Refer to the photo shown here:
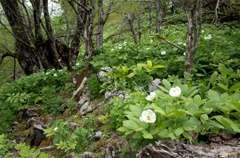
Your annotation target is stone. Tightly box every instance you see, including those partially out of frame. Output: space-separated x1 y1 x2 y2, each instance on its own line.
92 131 103 141
105 91 128 102
97 66 112 81
82 152 94 158
148 78 161 92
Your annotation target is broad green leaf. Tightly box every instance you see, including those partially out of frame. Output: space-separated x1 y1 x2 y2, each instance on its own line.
217 83 229 91
210 71 218 86
185 86 198 98
127 72 136 78
229 83 240 92
133 132 142 139
193 95 206 106
142 131 153 139
182 132 192 140
146 60 152 68
182 117 201 131
145 103 165 115
218 64 228 78
200 114 209 122
118 127 129 132
213 116 240 133
207 90 219 99
162 79 171 90
158 129 169 138
174 127 184 136
122 120 139 130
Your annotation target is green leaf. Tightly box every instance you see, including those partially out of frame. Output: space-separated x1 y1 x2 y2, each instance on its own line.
142 131 153 139
229 83 240 92
182 132 192 140
182 117 201 131
158 129 169 138
122 120 140 130
174 127 184 136
118 127 129 132
162 79 171 90
133 132 142 139
146 60 152 68
213 116 240 133
218 64 228 78
145 103 165 115
210 71 218 86
185 86 198 98
217 83 229 91
207 90 219 99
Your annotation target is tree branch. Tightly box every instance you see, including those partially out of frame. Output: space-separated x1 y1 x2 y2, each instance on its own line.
0 51 15 67
150 35 185 51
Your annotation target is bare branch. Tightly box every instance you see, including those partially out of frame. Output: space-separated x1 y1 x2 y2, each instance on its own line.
150 35 185 51
0 51 15 67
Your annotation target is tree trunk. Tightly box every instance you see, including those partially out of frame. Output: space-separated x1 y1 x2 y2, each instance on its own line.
184 0 202 77
127 13 138 44
0 0 84 75
155 0 162 33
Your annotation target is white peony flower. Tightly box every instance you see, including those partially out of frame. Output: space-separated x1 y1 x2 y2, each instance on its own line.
146 92 157 101
139 109 156 123
183 52 186 55
161 51 166 55
76 62 80 66
173 47 178 51
53 73 57 77
204 34 212 40
169 86 181 97
54 127 58 131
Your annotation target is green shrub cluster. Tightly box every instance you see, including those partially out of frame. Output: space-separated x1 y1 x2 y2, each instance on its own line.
0 68 71 134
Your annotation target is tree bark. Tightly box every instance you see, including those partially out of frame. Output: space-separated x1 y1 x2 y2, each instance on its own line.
126 12 138 44
155 0 162 33
184 0 202 77
0 0 85 74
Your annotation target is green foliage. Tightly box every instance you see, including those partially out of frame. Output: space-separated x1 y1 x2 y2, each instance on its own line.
117 75 240 143
0 68 71 134
14 142 53 158
105 91 149 130
44 119 94 154
87 74 102 97
100 60 165 92
0 134 13 157
0 134 52 158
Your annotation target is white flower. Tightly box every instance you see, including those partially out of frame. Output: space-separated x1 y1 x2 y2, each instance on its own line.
53 73 57 77
118 46 122 49
161 51 166 55
46 72 50 75
173 47 178 51
139 109 156 123
150 40 153 43
183 52 186 55
201 30 205 33
183 43 186 46
76 62 80 66
146 48 150 50
54 127 58 131
169 86 181 97
204 34 212 40
123 41 127 45
146 92 157 101
111 48 114 51
178 42 183 45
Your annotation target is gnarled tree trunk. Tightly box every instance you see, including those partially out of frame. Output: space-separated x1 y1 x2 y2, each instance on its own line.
0 0 84 75
184 0 202 77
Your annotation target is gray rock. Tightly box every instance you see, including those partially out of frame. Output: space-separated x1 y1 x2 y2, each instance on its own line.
97 66 112 81
148 78 161 92
105 91 128 102
92 131 103 141
82 152 94 158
